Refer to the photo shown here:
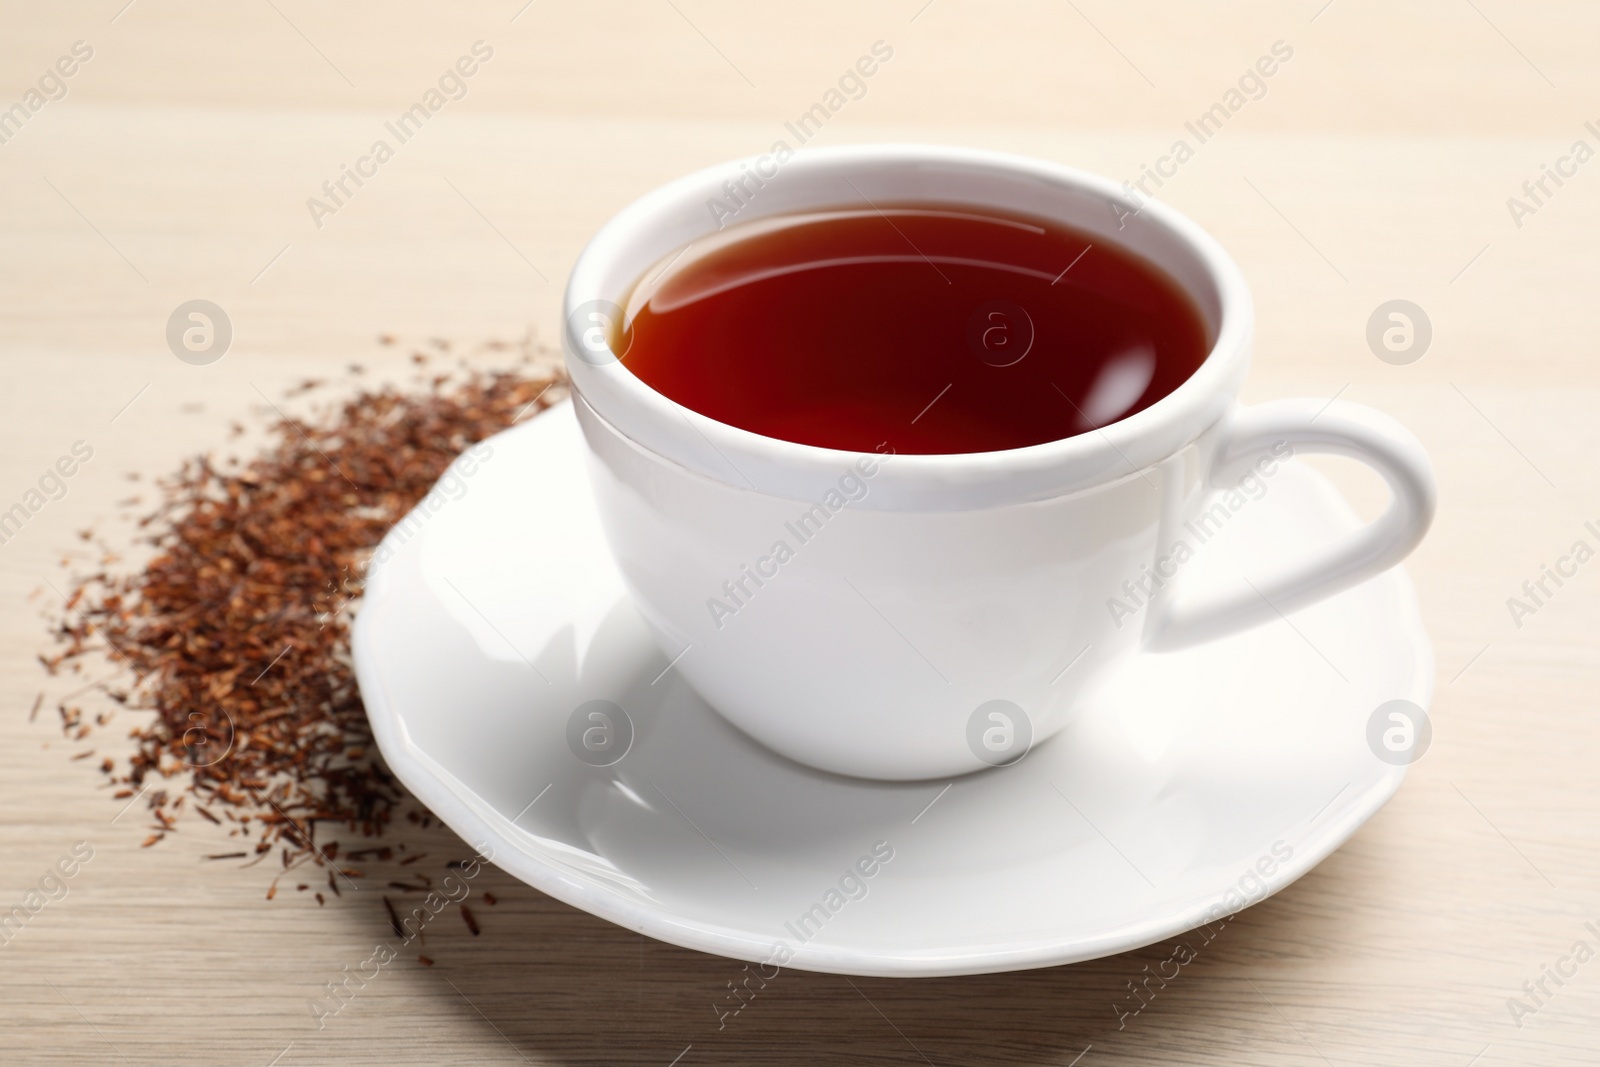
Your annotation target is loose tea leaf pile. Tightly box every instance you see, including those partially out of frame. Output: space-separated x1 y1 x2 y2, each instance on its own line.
43 345 566 890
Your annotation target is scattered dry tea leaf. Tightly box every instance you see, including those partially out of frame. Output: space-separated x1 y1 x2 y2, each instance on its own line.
46 347 567 903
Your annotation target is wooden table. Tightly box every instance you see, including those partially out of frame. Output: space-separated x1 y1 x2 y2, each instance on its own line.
3 2 1596 1063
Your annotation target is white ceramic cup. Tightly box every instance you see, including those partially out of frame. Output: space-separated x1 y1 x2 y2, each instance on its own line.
563 144 1436 781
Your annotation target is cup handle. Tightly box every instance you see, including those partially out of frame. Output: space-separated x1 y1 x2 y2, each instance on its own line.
1147 398 1436 651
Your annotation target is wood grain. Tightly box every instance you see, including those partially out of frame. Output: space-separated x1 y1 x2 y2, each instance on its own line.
2 2 1597 1064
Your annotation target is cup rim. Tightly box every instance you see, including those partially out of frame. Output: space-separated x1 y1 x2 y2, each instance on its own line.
563 143 1253 511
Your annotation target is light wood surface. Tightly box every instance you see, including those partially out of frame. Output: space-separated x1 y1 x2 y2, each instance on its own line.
4 2 1598 1064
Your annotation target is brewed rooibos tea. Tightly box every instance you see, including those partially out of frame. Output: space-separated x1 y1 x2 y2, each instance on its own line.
617 205 1209 454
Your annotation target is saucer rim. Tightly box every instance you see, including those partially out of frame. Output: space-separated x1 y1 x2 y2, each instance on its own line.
352 412 1433 978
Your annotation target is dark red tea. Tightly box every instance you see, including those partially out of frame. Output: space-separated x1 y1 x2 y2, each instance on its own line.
617 205 1210 454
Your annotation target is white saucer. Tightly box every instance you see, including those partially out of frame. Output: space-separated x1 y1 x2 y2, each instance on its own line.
352 401 1432 978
